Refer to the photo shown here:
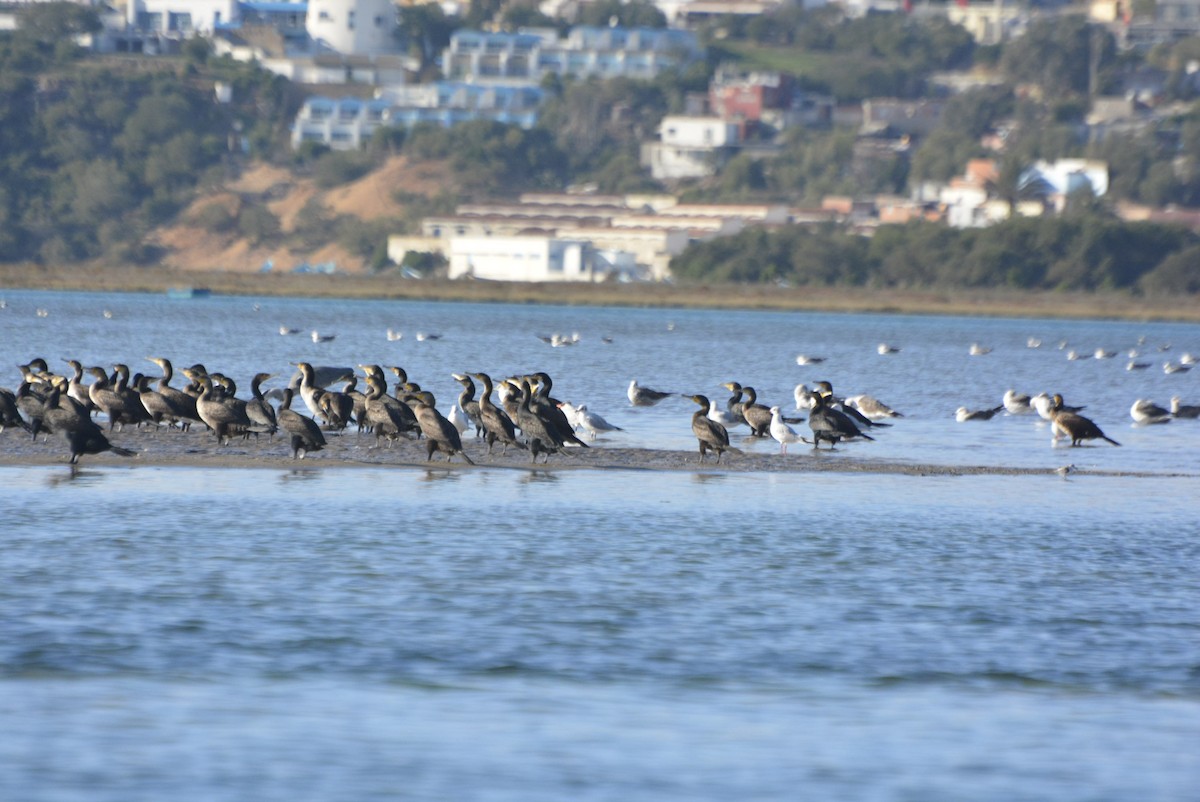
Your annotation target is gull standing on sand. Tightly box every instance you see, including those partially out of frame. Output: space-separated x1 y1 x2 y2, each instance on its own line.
769 406 803 454
573 404 623 440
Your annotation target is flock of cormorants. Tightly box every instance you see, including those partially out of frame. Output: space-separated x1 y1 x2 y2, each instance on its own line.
2 349 1196 467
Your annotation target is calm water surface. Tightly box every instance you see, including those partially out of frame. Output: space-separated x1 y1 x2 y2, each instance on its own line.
2 290 1199 800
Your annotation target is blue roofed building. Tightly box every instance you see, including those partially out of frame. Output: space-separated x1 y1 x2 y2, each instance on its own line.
292 83 546 149
442 26 701 84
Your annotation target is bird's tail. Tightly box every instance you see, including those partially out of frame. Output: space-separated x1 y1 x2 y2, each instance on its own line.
859 432 876 442
110 446 136 458
1103 436 1121 446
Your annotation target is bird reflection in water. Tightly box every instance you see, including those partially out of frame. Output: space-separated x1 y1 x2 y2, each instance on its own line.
420 469 462 484
279 468 321 486
520 470 559 485
46 465 102 488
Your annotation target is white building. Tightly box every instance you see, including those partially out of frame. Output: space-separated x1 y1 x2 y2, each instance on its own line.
306 0 396 56
1021 159 1109 202
126 0 240 35
441 26 701 85
448 235 609 282
642 116 741 180
291 83 545 150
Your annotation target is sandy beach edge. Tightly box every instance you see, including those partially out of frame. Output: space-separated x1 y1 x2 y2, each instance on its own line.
0 435 1186 480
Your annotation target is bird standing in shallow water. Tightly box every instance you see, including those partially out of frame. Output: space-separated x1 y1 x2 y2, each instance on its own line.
1050 395 1120 447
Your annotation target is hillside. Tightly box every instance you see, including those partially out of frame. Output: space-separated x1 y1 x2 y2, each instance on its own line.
150 155 455 274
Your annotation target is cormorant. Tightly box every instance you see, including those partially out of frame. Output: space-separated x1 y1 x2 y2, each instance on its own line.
0 386 30 433
41 384 135 464
814 381 891 428
146 357 202 429
512 378 567 463
1050 395 1120 447
808 391 875 449
737 385 773 437
471 372 525 456
451 373 484 437
277 388 326 459
85 366 139 431
62 359 96 413
245 373 278 436
530 372 588 448
186 371 257 445
361 375 417 445
688 394 738 464
408 390 474 464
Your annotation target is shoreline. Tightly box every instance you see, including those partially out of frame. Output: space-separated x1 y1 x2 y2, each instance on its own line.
3 265 1200 322
0 429 1188 479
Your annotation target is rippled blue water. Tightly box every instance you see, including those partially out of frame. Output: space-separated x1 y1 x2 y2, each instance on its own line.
2 290 1199 800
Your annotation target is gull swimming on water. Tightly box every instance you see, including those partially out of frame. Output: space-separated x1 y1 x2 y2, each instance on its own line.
628 379 673 406
708 398 742 429
1163 361 1191 374
956 405 1004 422
1170 396 1200 418
969 343 992 356
1003 389 1032 415
311 330 335 343
1130 399 1172 425
877 343 900 355
795 354 826 366
386 328 403 341
793 384 818 411
845 394 902 419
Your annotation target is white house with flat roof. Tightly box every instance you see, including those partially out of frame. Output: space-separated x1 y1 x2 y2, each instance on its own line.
642 115 742 180
448 235 608 282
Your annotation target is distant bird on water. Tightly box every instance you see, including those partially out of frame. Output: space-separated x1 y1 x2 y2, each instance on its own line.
1170 396 1200 419
1130 399 1171 425
956 405 1004 422
311 330 335 343
628 380 673 407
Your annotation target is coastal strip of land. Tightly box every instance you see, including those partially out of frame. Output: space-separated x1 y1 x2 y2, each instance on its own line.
2 265 1199 322
0 429 1188 479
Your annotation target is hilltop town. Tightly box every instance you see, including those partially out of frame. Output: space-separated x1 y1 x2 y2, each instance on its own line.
2 0 1200 299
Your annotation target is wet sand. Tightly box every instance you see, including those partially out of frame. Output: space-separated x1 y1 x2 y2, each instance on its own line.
1 426 1185 479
